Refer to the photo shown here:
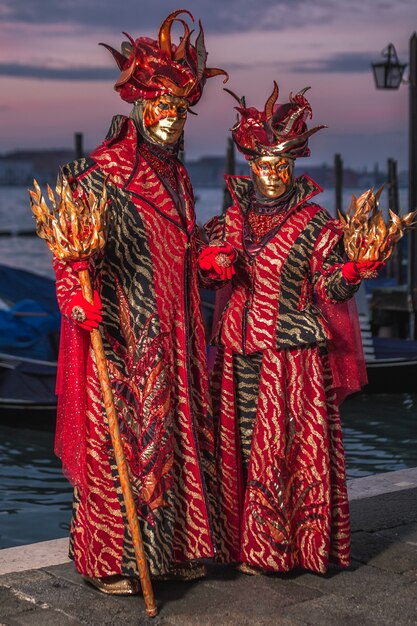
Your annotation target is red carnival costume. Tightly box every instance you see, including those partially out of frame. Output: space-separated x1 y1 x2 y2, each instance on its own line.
53 10 227 587
202 83 370 574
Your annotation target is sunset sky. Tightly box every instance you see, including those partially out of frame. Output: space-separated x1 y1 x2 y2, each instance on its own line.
0 0 415 170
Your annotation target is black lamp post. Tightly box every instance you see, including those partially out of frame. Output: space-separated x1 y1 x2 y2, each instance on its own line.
371 33 417 338
371 43 407 90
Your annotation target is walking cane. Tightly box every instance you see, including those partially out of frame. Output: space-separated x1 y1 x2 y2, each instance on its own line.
29 177 158 618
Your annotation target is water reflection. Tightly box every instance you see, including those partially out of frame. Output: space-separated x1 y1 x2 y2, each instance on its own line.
0 425 72 549
0 393 416 549
341 393 417 478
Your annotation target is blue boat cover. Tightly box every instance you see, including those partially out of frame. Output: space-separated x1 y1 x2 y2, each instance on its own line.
0 264 60 361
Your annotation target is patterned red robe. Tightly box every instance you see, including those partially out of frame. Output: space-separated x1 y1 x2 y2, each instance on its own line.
205 175 360 573
54 115 216 578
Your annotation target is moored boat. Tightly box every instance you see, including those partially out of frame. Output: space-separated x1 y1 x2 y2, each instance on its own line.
0 263 59 424
0 352 57 428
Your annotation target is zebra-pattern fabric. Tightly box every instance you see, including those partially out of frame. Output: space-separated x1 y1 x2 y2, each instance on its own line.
212 344 350 573
207 174 355 573
232 352 262 479
54 115 217 578
212 175 359 354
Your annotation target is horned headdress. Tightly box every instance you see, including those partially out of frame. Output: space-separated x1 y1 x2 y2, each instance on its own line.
101 9 228 105
227 81 326 159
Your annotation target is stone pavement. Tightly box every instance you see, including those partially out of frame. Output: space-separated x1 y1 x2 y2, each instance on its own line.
1 469 417 626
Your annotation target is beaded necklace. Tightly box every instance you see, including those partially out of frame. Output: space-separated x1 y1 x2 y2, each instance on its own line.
140 141 179 194
247 210 287 241
247 188 294 242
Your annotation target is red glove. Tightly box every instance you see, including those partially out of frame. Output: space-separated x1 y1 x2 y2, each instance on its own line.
198 243 237 281
61 290 103 331
341 260 385 284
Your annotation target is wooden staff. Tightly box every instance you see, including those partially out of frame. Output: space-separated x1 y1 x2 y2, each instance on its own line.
29 177 158 617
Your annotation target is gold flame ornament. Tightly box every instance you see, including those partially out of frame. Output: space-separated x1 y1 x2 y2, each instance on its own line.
338 187 417 262
29 176 108 260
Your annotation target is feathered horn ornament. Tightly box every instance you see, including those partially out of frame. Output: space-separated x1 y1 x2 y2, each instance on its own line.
225 81 326 159
338 186 417 262
256 84 326 157
99 9 228 105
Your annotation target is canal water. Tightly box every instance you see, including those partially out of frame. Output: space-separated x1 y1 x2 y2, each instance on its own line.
1 394 416 550
0 185 416 549
0 425 73 549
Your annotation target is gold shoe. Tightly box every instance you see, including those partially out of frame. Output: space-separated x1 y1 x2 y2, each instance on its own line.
236 563 266 576
83 574 140 595
153 562 207 582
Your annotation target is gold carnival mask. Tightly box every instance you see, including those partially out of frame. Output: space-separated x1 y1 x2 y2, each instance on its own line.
250 156 294 199
143 94 188 145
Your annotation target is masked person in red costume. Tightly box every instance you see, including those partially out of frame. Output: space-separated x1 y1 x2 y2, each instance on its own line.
200 82 382 575
53 10 228 594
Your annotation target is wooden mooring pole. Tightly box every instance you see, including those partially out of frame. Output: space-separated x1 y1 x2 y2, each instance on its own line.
334 153 343 216
74 132 84 160
222 137 235 212
408 32 417 338
387 158 403 284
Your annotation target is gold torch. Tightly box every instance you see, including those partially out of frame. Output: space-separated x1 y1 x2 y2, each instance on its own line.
339 186 417 262
29 176 158 618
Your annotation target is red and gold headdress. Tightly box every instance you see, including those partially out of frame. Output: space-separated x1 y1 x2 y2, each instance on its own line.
101 9 228 105
227 81 326 159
